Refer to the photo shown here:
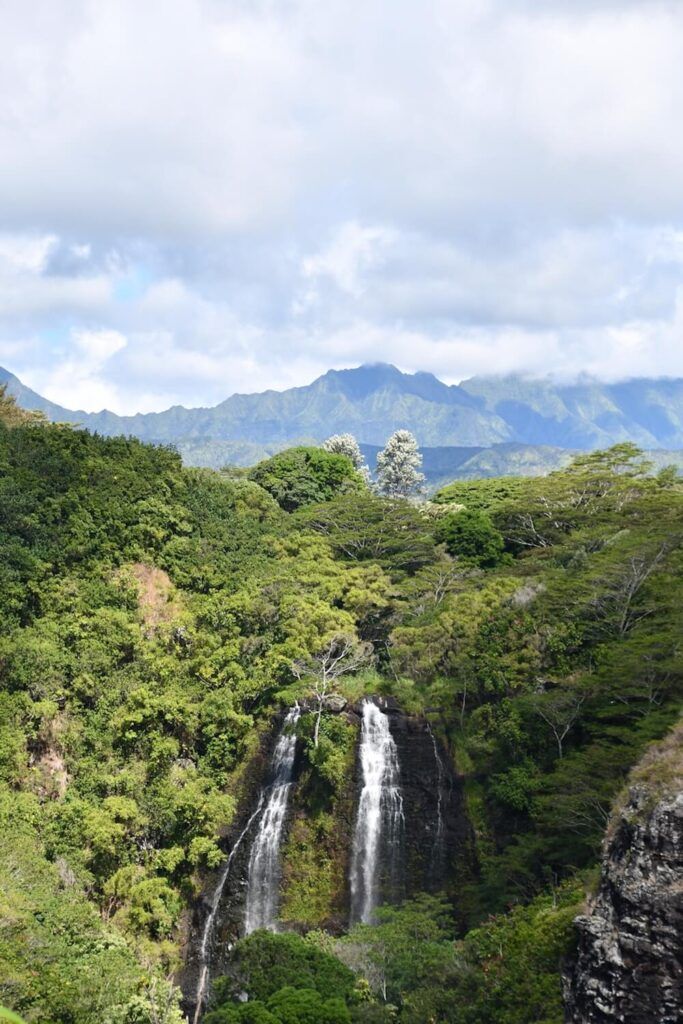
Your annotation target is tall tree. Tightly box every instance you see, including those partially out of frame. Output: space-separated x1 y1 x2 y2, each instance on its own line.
323 434 370 481
0 385 43 427
376 430 424 499
248 446 364 511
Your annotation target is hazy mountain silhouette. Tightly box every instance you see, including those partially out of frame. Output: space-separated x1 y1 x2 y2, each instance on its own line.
3 364 683 477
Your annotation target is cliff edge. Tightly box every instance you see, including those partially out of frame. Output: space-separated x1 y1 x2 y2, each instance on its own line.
564 722 683 1023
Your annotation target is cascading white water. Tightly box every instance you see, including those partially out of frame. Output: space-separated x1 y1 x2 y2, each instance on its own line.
244 706 300 934
192 794 266 1023
350 700 404 924
427 723 446 872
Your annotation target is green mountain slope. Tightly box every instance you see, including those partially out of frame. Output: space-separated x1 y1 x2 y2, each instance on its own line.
4 363 683 453
0 387 681 1024
462 374 683 449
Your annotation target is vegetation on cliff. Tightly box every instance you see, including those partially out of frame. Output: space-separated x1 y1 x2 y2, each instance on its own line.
565 719 683 1024
0 386 681 1023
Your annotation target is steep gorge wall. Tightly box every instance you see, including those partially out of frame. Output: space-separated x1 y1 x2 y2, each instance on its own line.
180 697 474 1017
383 699 473 903
279 706 357 932
278 697 474 928
564 726 683 1024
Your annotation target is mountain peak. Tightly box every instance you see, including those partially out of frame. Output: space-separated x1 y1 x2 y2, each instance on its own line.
320 363 459 404
321 363 404 398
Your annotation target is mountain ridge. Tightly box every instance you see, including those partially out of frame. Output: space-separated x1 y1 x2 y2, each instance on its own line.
3 362 683 455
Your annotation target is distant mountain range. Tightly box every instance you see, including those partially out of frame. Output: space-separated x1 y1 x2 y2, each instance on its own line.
2 362 683 485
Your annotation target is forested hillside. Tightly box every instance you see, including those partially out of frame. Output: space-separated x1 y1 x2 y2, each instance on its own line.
0 387 681 1024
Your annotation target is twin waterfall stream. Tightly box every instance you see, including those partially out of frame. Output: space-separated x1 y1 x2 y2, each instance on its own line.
191 698 449 1018
244 705 301 933
192 706 300 1020
350 701 405 924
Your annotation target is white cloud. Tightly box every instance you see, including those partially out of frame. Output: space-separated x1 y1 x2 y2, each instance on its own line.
28 328 127 412
302 223 394 297
2 0 682 237
0 234 57 274
72 328 126 363
0 0 682 411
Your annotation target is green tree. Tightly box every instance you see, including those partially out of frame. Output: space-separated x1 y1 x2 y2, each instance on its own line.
0 385 44 427
213 932 356 1005
267 987 351 1024
298 495 436 577
434 508 506 567
342 895 454 1005
205 1004 278 1024
249 448 365 511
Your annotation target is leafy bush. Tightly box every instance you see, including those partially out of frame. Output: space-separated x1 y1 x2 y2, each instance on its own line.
212 931 356 1005
434 508 506 567
249 447 364 511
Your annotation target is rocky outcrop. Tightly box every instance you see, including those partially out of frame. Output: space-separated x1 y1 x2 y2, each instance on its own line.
564 724 683 1024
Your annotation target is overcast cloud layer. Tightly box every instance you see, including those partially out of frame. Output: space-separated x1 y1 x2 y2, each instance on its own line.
1 0 683 413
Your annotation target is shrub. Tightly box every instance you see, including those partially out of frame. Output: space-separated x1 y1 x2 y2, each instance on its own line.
249 448 364 512
435 508 506 567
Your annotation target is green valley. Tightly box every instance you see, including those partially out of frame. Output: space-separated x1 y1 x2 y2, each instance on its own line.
0 387 681 1024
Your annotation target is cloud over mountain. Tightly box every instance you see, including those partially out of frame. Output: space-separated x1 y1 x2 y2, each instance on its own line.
1 1 682 411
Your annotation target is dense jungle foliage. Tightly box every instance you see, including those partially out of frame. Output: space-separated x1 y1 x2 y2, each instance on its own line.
0 388 681 1024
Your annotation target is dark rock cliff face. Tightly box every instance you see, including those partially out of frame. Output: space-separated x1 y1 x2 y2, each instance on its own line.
381 699 473 907
564 784 683 1023
278 697 474 930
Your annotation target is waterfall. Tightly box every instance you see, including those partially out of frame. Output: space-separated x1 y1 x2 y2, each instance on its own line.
350 700 404 924
244 706 301 934
427 723 446 874
191 706 300 1019
192 794 266 1023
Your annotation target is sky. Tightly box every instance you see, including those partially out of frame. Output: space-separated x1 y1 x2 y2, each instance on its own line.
1 0 683 414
